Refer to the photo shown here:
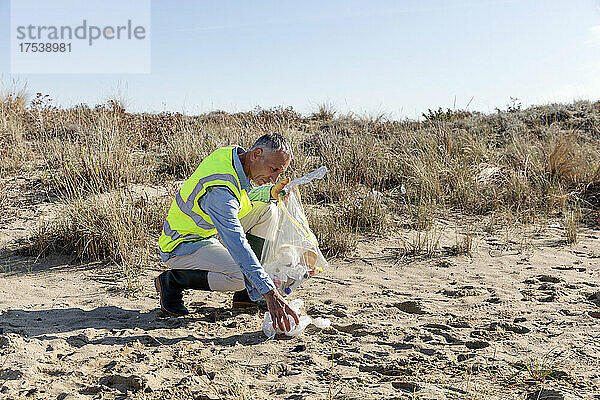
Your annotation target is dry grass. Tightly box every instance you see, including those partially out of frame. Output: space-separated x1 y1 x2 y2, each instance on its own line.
0 78 28 111
341 195 387 234
307 208 358 257
563 203 581 244
310 102 336 121
399 222 442 259
26 189 170 293
2 92 600 283
506 350 572 387
548 133 578 182
454 223 475 256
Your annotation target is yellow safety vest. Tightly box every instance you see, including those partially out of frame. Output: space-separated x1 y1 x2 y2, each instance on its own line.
158 146 253 253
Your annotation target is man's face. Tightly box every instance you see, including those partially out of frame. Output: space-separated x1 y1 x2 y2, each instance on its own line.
248 148 291 186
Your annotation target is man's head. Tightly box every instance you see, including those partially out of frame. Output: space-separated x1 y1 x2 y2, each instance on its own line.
244 133 293 186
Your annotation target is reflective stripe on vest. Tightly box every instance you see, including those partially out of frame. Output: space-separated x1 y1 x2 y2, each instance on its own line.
174 172 240 230
158 146 253 253
162 220 204 241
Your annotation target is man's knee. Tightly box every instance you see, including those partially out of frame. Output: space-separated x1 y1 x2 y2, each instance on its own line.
207 269 245 292
261 202 278 223
227 270 245 292
243 201 279 239
256 202 279 232
232 281 245 292
267 201 278 215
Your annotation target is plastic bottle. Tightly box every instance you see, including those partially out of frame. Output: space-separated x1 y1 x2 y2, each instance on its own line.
275 263 310 296
280 166 328 196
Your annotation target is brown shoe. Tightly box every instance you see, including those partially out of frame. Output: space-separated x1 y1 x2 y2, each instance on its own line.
232 289 268 310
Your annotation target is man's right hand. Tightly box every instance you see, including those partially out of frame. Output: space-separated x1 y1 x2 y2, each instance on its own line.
263 289 299 332
270 177 290 201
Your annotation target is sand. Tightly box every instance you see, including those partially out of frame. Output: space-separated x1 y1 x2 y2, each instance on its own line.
1 176 599 400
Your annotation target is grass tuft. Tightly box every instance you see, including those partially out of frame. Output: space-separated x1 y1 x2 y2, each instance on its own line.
26 189 169 292
548 134 577 182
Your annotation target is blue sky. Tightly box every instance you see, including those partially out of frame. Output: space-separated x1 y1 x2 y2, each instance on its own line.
1 0 599 118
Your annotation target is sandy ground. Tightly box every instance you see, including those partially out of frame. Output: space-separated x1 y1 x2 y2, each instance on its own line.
1 176 600 400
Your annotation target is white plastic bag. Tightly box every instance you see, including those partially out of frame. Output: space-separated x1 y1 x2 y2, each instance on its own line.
262 299 332 338
261 188 328 296
281 166 327 196
262 299 311 338
312 317 332 329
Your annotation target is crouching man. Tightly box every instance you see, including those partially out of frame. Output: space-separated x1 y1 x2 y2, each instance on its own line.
156 133 299 332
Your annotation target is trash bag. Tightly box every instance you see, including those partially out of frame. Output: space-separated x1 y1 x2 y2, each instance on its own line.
261 187 328 296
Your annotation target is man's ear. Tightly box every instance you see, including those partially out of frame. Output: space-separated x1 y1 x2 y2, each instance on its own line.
251 148 262 160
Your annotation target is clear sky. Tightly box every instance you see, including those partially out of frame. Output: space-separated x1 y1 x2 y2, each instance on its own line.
1 0 599 119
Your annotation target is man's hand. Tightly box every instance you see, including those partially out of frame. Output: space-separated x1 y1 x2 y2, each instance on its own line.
263 289 299 332
270 177 290 201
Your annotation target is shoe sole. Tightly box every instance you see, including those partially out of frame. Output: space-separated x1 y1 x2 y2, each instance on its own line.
154 276 187 317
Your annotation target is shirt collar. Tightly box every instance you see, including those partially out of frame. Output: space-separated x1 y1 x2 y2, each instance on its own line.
232 146 252 191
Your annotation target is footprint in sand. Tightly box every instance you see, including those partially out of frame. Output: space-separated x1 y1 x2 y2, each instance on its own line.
392 381 421 392
470 330 494 340
588 291 600 306
537 275 561 283
589 311 600 319
486 322 530 334
97 374 147 394
65 333 89 348
422 323 462 344
0 335 11 349
441 286 482 298
457 353 477 362
522 275 563 302
0 368 23 381
465 340 490 349
526 388 564 400
307 302 348 318
393 300 426 314
446 317 472 329
359 360 412 377
332 323 370 337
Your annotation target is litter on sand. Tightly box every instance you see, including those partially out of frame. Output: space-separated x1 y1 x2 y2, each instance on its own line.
262 299 332 338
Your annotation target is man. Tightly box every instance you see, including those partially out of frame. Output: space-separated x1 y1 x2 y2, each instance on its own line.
156 133 299 332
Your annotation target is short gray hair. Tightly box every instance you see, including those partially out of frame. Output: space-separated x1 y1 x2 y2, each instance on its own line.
250 132 293 158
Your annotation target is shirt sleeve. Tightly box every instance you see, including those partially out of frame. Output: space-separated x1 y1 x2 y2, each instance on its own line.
199 187 275 295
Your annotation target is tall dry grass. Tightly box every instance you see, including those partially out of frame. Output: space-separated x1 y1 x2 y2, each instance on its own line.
2 93 600 284
27 189 170 293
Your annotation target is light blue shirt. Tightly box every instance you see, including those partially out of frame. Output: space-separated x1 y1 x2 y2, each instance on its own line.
160 147 275 301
